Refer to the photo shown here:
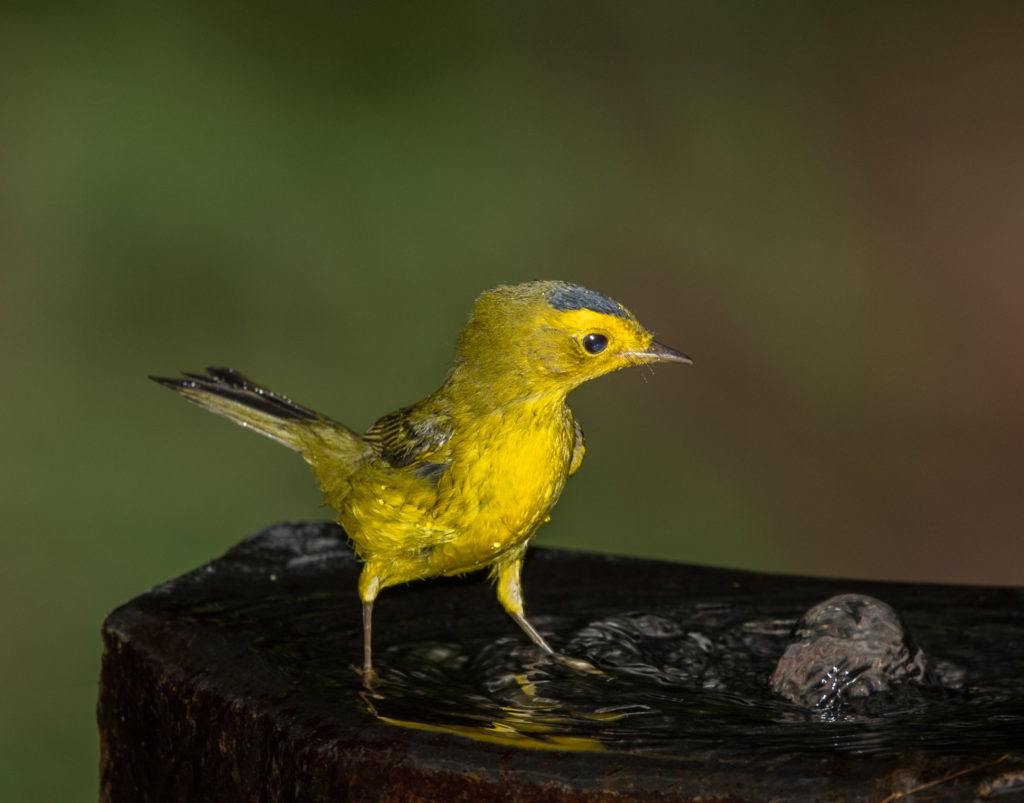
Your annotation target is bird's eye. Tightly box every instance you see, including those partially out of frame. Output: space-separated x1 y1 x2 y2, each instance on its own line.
582 333 608 355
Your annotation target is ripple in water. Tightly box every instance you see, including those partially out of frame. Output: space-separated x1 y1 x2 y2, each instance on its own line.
366 594 1024 758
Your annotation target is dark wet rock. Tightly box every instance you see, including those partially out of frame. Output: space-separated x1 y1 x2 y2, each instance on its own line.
771 593 939 715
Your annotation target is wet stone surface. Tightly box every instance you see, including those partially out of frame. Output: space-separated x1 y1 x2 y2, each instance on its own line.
99 521 1024 802
770 593 940 716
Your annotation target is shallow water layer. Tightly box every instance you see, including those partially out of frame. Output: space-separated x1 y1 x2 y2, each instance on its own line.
167 523 1024 762
364 599 1023 757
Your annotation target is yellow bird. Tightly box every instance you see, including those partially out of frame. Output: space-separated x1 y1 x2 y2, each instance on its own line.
151 280 690 682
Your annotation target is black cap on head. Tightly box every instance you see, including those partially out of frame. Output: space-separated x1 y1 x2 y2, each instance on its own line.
546 282 631 320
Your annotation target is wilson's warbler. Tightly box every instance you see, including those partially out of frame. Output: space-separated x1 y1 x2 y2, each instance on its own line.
152 280 690 683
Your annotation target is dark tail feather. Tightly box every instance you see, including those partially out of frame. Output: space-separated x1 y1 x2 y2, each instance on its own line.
149 366 367 458
151 366 373 502
150 367 320 423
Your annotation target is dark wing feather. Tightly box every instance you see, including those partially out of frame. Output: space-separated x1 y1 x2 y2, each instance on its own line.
364 405 454 468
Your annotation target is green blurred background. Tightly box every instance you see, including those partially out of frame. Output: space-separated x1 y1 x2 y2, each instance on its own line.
3 2 1024 797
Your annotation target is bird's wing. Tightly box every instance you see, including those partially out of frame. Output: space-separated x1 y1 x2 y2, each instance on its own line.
568 415 585 476
364 404 454 468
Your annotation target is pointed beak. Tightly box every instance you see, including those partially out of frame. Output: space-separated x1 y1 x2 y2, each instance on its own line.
639 341 693 365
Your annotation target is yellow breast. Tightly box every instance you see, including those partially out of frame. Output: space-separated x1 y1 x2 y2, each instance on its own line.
338 401 576 587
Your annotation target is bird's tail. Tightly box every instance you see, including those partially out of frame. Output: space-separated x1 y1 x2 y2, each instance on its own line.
149 367 371 471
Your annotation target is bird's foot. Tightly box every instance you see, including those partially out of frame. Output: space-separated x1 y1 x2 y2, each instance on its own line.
352 664 383 696
552 652 604 675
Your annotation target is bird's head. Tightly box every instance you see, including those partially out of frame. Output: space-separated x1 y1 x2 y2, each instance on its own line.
449 280 690 405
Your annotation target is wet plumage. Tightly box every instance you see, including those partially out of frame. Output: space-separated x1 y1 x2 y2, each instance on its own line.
151 280 690 682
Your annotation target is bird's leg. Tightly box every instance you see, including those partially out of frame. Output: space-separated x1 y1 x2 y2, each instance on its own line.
358 568 382 688
510 609 555 654
494 551 599 674
361 599 376 683
494 551 552 652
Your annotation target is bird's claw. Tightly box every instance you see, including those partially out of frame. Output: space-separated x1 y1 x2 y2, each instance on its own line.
353 664 383 696
553 652 604 675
